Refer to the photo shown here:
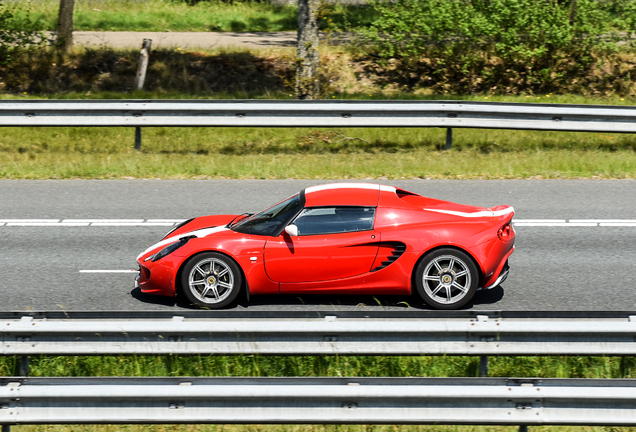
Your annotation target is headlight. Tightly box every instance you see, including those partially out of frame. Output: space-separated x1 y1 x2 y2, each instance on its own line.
151 236 194 262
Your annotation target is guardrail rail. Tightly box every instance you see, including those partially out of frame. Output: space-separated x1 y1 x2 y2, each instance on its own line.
2 310 636 430
1 99 635 149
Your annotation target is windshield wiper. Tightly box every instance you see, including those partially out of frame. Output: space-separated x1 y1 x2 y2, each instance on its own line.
227 213 254 228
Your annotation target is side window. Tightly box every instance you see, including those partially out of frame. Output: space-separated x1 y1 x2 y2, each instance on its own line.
293 207 375 236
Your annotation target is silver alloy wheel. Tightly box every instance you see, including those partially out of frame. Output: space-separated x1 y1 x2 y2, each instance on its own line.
421 254 472 305
187 258 235 304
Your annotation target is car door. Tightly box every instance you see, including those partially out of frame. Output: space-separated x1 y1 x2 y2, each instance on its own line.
264 206 380 283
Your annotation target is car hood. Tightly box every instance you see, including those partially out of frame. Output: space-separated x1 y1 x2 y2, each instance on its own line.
136 214 238 261
164 214 238 240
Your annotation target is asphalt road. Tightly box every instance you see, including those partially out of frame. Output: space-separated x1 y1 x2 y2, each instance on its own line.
1 179 635 312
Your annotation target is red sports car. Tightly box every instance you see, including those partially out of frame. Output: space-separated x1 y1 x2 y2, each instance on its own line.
136 183 515 309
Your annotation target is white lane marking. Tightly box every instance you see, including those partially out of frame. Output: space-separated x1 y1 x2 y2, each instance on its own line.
514 222 598 227
570 219 636 223
63 219 145 223
1 218 635 229
513 219 566 223
147 219 187 223
6 222 90 226
0 219 60 223
91 223 174 226
79 270 139 273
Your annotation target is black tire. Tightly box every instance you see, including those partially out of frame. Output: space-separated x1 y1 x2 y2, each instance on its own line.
180 252 243 309
415 248 479 310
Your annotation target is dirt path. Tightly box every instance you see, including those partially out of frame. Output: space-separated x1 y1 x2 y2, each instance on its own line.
66 31 297 50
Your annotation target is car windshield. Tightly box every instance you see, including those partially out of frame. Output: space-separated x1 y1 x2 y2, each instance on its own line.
231 194 302 237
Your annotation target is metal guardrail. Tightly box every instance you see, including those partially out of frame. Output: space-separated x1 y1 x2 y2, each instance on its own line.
2 311 636 356
2 376 636 425
1 99 635 132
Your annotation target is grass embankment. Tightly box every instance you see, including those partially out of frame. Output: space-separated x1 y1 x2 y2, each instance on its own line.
19 0 373 32
1 127 636 179
1 45 635 180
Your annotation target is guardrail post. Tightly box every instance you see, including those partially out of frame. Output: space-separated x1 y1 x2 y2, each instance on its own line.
135 126 142 151
479 355 488 377
19 355 30 376
519 425 528 432
445 127 453 150
2 424 11 432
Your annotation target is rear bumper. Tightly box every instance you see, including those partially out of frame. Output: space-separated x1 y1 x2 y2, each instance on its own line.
483 261 510 290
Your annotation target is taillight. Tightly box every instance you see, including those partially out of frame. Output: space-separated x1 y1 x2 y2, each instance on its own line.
498 222 513 240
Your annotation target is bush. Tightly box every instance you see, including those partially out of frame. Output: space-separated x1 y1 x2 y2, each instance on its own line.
363 0 636 94
0 1 45 66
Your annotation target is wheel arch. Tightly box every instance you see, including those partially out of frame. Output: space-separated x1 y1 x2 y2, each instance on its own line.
410 245 484 294
174 249 249 299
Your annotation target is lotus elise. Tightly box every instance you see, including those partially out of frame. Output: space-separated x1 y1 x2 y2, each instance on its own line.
136 183 515 309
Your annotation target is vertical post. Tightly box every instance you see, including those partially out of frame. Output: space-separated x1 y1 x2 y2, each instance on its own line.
134 39 151 151
19 355 30 376
134 39 152 91
445 127 453 150
478 355 488 377
135 126 142 151
57 0 76 55
519 426 528 432
2 424 11 432
296 0 320 99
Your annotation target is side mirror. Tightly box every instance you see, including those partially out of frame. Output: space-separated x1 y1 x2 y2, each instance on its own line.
284 224 299 237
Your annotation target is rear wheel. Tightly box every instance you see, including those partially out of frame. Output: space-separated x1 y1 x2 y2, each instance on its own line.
181 252 242 309
415 248 478 310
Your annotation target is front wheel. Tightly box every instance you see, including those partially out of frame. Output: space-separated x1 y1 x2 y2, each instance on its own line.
415 248 479 310
180 252 243 309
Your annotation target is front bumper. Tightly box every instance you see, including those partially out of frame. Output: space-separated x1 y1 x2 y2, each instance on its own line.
135 256 181 297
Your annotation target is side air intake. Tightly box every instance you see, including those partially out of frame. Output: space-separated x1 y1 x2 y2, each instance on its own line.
371 242 406 272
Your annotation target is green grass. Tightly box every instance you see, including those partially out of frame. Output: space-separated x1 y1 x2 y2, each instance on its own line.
20 0 375 32
4 354 636 379
0 124 635 179
3 355 636 431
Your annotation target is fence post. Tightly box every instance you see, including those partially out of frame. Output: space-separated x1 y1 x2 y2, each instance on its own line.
134 38 152 91
445 127 453 150
2 424 11 432
19 355 30 376
479 355 489 377
133 39 151 151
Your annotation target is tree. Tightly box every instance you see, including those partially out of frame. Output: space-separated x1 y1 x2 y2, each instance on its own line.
57 0 75 54
296 0 320 100
0 2 44 66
